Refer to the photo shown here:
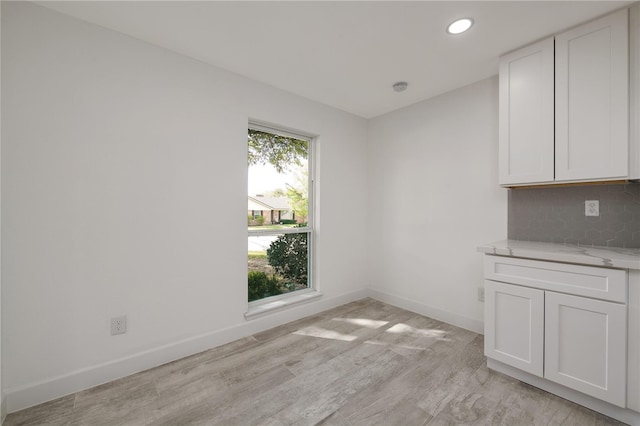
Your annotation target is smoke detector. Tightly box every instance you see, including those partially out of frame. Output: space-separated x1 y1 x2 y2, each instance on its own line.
393 82 408 92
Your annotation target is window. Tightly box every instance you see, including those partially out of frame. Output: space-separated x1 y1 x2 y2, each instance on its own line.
247 123 313 304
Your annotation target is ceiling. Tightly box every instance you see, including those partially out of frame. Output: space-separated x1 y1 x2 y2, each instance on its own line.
36 1 632 119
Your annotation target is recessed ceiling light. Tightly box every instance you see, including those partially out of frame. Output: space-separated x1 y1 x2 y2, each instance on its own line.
447 18 473 35
393 82 408 92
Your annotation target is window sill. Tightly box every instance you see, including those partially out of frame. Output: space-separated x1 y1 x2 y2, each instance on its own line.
245 290 323 320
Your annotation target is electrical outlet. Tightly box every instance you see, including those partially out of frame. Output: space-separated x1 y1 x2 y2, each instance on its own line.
585 200 600 217
111 316 127 335
478 287 485 302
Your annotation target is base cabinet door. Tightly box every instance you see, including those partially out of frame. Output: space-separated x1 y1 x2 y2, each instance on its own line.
484 280 544 376
545 291 627 407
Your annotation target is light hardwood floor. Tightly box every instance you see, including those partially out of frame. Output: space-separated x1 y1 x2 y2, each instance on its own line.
4 298 626 425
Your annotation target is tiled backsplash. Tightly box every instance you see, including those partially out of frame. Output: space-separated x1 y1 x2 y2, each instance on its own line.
508 183 640 248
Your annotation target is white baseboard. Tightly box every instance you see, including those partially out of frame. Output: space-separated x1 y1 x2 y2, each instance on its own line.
368 287 484 334
1 395 6 425
5 288 369 414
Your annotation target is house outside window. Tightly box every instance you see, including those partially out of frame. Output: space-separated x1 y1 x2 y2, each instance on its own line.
247 123 313 303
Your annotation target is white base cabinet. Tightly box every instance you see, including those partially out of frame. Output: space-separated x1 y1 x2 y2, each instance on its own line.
484 255 629 409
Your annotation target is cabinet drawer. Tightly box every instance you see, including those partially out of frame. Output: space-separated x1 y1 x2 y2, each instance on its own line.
485 255 627 303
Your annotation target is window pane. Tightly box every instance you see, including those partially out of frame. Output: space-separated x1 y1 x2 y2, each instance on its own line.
247 129 309 231
247 232 309 302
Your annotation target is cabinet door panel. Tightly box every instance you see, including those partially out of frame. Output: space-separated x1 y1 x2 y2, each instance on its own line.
545 291 627 407
499 38 555 185
555 9 629 181
484 280 544 376
631 4 640 179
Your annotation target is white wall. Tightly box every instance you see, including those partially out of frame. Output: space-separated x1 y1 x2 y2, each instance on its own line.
366 77 508 333
2 1 510 415
1 2 368 412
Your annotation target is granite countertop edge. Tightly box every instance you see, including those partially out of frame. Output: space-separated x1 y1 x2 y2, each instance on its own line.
478 239 640 270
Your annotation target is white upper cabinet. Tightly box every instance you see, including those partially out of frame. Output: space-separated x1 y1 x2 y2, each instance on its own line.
499 7 638 186
499 38 555 185
555 9 629 182
631 4 640 180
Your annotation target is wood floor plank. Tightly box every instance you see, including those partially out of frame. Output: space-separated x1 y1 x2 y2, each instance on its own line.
3 394 76 426
414 335 487 418
73 371 159 414
208 341 392 424
346 396 432 426
313 410 353 426
426 392 501 425
271 350 409 425
68 405 148 426
146 364 296 425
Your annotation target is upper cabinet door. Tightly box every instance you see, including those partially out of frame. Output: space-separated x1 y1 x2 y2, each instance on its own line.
555 9 629 182
631 4 640 179
499 38 555 185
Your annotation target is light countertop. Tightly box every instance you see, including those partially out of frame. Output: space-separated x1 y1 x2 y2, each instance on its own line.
478 239 640 270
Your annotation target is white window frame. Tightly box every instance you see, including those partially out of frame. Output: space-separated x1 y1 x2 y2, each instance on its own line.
246 122 317 317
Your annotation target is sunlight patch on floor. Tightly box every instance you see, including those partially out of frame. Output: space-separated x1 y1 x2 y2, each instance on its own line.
384 323 448 338
331 317 389 329
363 339 430 352
293 326 358 341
